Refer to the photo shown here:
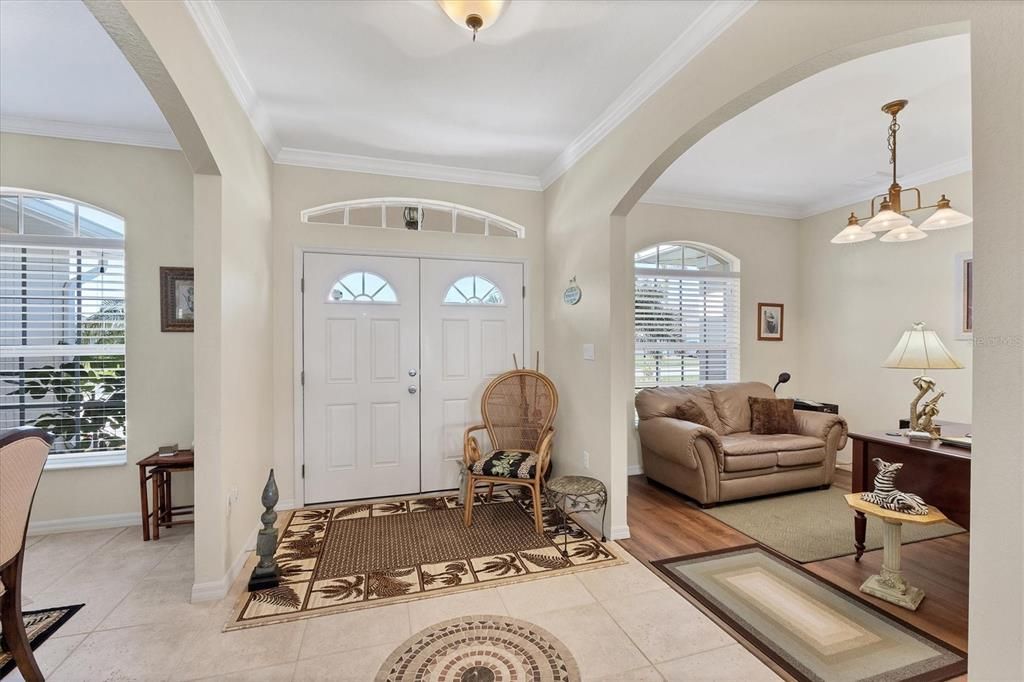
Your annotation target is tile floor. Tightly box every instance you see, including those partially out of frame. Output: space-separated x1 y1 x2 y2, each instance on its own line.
12 526 780 681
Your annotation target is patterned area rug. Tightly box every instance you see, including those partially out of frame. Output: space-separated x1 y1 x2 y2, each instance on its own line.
377 615 580 681
0 604 83 679
227 488 620 630
655 546 966 682
703 486 964 563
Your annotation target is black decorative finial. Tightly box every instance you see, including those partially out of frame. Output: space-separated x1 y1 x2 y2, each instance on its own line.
247 469 281 591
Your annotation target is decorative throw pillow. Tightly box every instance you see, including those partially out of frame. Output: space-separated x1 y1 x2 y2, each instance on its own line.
749 397 797 435
675 400 714 429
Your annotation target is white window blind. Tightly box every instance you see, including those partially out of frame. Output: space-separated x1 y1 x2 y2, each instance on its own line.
1 191 126 463
634 244 740 388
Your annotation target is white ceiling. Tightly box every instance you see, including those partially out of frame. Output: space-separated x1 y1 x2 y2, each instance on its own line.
208 0 718 181
644 35 972 218
0 0 176 148
0 3 971 217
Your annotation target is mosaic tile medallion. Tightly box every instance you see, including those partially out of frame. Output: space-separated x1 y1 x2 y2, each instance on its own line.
376 615 580 682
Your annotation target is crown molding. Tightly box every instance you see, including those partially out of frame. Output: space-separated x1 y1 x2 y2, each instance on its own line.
639 189 802 219
796 155 972 218
538 0 755 189
276 147 543 191
0 115 180 150
184 0 281 157
641 156 973 221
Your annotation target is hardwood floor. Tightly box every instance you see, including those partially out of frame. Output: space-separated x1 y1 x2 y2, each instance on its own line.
619 473 969 653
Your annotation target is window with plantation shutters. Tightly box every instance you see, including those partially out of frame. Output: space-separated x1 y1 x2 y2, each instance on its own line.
634 242 740 388
0 190 126 467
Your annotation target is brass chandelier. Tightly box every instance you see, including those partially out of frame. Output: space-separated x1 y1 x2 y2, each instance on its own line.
831 99 971 245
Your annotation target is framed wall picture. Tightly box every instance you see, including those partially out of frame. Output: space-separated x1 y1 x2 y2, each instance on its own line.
757 303 784 341
955 252 973 339
160 266 194 332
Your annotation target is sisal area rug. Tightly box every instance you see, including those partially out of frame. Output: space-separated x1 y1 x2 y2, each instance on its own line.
703 486 964 563
656 546 966 682
377 615 580 681
227 488 620 630
0 604 83 679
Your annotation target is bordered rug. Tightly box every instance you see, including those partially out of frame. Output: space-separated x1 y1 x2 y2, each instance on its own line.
377 615 580 681
227 488 621 630
0 604 83 679
655 546 967 682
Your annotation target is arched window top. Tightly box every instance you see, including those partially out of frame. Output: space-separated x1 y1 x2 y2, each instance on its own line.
301 197 524 239
1 187 124 240
444 276 504 305
329 271 398 303
634 241 739 274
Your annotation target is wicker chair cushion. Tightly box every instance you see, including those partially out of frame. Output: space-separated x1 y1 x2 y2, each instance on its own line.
470 450 538 479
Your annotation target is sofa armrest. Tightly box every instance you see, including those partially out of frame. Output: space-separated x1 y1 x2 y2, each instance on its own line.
794 410 848 450
638 417 723 471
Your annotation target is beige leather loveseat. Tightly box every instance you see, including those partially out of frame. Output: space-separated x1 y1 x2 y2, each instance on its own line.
635 382 847 507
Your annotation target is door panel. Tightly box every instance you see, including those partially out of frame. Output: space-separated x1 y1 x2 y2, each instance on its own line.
420 260 525 492
303 253 420 503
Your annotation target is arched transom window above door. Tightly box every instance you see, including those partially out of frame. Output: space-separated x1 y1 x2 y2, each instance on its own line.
301 198 524 238
329 271 398 303
444 276 505 305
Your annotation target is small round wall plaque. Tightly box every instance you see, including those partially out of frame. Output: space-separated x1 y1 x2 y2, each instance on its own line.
563 278 582 305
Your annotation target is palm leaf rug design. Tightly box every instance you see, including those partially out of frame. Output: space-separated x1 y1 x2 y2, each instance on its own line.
227 488 620 630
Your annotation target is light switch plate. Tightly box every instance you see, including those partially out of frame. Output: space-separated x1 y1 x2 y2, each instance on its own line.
582 343 595 360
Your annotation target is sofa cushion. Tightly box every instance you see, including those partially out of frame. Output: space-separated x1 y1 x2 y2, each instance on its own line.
708 382 776 434
749 397 797 434
674 400 715 429
722 451 777 472
720 433 826 456
777 446 826 467
635 386 726 434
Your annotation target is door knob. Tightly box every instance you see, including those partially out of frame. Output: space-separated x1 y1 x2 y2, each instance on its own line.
408 385 418 395
408 369 418 377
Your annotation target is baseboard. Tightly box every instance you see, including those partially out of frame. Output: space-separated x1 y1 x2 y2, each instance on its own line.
277 498 298 511
609 524 631 541
27 511 140 536
627 464 644 476
190 524 259 603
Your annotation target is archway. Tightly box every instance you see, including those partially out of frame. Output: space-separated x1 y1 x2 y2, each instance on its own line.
542 3 1022 674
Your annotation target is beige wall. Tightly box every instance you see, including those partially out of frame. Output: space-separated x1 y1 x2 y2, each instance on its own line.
0 132 195 525
117 0 276 589
625 203 804 470
798 173 973 463
270 164 545 504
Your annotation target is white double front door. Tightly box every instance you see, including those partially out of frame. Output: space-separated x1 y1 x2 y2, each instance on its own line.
302 253 524 504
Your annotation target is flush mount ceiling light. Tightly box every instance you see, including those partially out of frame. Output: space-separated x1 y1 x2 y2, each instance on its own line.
437 0 507 41
832 99 972 246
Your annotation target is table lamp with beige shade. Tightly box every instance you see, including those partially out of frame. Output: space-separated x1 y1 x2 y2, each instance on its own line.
883 322 964 440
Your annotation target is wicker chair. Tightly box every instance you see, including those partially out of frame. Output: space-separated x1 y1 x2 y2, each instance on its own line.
0 427 54 682
463 369 558 534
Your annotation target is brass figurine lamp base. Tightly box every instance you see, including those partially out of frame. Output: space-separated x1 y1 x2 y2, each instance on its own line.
883 323 963 441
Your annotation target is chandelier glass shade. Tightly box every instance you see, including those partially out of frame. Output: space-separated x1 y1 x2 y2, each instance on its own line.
832 100 971 245
831 213 875 244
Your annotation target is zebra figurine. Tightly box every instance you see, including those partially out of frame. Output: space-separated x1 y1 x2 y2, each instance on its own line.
860 458 929 515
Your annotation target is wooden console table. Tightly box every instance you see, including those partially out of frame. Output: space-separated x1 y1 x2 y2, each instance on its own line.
850 424 970 560
137 449 194 541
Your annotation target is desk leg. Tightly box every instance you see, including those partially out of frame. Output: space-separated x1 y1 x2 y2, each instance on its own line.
152 471 161 541
139 465 150 542
854 511 866 561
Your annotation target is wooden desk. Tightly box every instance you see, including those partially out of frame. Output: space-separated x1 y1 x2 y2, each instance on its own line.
850 425 970 560
137 449 194 541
